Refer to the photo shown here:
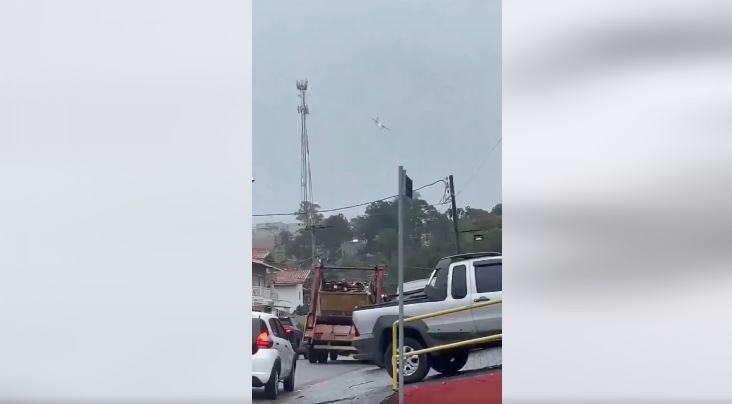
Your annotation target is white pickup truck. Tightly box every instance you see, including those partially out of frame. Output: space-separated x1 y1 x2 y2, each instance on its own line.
351 252 502 384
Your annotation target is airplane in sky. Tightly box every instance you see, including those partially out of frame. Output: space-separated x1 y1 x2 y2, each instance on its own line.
372 117 391 131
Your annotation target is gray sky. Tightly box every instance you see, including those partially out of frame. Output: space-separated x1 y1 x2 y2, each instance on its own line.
253 0 502 224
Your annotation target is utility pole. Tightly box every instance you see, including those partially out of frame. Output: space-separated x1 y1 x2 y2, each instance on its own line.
306 223 332 268
396 166 413 404
311 227 317 267
448 175 461 254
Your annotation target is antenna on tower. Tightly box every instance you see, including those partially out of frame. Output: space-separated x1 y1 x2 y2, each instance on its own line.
297 80 318 267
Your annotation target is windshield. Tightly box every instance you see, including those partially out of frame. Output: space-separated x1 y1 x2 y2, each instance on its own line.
428 258 450 287
428 272 438 286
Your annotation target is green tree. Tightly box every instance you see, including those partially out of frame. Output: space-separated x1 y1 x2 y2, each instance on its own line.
295 201 323 225
274 196 502 287
318 213 353 258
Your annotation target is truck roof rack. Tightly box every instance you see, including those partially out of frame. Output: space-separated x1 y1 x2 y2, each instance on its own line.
441 252 502 263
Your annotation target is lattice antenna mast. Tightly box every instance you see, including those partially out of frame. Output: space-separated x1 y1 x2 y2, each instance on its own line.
297 80 317 265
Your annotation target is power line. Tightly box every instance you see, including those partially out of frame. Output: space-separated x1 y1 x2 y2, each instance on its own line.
456 137 502 197
280 255 316 265
253 179 447 217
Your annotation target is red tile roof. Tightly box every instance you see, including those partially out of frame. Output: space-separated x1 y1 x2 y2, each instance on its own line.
268 269 311 285
252 249 271 260
252 258 286 272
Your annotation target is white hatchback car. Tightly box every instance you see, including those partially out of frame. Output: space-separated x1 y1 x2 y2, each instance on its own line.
252 311 297 400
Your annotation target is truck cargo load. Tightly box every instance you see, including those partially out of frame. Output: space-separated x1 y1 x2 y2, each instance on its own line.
303 264 385 364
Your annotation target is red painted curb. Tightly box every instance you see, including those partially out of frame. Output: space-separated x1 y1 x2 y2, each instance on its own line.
391 372 502 404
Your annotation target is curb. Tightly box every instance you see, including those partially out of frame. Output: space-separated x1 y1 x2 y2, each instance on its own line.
378 367 502 404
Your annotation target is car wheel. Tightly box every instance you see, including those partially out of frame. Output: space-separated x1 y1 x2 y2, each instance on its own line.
293 345 300 361
384 337 430 384
329 351 338 361
295 342 302 360
308 348 317 364
317 350 328 364
264 365 279 400
283 361 296 392
430 349 469 375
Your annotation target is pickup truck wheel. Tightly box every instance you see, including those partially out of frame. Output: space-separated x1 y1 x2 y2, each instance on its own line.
329 351 338 361
384 337 430 384
430 349 469 375
308 348 317 364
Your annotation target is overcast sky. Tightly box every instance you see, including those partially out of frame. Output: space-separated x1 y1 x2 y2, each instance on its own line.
253 0 502 224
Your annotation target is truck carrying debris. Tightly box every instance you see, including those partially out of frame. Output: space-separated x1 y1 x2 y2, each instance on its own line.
303 264 385 363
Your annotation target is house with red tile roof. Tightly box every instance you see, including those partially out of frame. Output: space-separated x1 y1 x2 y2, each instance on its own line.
266 269 311 314
251 249 286 313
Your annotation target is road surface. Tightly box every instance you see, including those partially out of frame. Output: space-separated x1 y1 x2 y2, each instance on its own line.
253 348 502 404
252 356 375 402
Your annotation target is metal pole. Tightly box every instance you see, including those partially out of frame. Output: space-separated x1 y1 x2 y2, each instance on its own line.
448 175 461 254
397 166 405 403
311 226 317 269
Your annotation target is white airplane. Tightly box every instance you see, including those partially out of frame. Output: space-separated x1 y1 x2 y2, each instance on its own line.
372 117 391 131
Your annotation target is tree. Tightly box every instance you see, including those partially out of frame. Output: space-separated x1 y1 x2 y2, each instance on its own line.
294 304 308 316
318 214 353 258
295 201 324 226
272 197 502 288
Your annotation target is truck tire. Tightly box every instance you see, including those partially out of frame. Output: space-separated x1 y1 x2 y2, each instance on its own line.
329 351 338 361
308 348 317 364
430 349 469 375
384 337 430 384
317 350 329 364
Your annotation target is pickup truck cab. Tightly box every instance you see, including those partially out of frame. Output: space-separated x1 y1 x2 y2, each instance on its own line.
351 252 502 384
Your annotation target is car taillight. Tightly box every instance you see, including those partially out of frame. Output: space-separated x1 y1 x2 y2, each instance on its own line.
284 326 292 333
354 325 360 337
256 331 273 348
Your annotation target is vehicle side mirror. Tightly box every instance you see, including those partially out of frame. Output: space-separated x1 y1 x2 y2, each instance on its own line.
424 284 446 301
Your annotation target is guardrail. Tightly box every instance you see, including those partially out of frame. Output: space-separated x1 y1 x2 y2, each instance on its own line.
391 299 503 391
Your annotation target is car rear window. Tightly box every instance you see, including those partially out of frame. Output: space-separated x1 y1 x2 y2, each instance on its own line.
252 318 264 342
279 317 292 326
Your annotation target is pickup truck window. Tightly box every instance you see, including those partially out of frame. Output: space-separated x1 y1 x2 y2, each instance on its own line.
426 265 449 301
431 268 448 288
450 265 468 299
475 263 502 293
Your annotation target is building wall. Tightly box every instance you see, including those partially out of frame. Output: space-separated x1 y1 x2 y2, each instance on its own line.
271 284 304 313
252 263 267 288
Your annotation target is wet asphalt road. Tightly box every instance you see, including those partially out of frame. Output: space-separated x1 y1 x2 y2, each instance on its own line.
252 356 377 403
253 347 502 404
